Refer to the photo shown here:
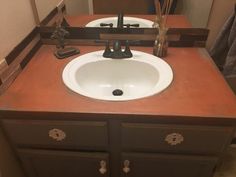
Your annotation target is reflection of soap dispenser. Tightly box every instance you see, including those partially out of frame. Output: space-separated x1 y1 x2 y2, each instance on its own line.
50 9 79 59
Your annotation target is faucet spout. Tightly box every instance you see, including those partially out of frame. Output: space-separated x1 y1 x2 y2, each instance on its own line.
117 13 124 28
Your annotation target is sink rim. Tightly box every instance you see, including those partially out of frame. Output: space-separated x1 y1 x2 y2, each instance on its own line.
85 16 154 28
62 50 173 101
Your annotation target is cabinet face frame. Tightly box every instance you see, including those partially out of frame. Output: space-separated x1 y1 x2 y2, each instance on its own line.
1 117 234 177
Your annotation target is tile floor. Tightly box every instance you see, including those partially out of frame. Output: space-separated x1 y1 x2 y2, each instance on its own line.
214 147 236 177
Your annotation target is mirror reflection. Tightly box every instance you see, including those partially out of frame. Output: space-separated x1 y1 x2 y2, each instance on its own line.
33 0 213 28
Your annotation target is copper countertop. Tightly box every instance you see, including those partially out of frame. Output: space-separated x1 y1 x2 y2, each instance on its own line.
0 45 236 118
0 15 236 119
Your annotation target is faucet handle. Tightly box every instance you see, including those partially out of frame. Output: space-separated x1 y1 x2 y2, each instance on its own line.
124 40 133 58
100 23 113 28
103 41 113 58
123 24 140 28
105 41 111 52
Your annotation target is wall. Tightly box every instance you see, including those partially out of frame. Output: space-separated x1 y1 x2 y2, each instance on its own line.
34 0 62 21
0 0 35 177
0 0 36 61
65 0 89 15
206 0 235 50
176 0 213 28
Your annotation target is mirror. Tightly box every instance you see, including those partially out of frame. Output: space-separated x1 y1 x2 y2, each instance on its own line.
32 0 213 28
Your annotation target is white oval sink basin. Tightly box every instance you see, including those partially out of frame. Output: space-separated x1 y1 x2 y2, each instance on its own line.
86 17 153 28
62 50 173 101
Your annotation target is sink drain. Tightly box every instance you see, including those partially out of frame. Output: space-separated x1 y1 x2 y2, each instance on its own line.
112 89 123 96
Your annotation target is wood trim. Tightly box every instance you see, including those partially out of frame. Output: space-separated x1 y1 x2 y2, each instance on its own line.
40 7 58 26
40 4 66 26
57 0 66 11
40 27 209 47
1 110 236 126
41 39 105 46
0 59 8 75
1 35 41 82
5 28 39 65
20 41 42 69
29 0 40 25
0 27 42 95
0 66 22 95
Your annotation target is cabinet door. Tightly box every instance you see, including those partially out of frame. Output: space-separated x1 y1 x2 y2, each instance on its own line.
18 149 109 177
121 153 217 177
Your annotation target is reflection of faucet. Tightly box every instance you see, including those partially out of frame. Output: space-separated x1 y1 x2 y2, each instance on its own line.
117 13 140 28
99 13 140 28
117 13 124 28
99 13 123 28
103 40 133 59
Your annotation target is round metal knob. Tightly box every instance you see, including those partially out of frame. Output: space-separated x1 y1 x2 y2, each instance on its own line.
48 128 66 141
123 160 130 174
165 133 184 145
99 160 107 175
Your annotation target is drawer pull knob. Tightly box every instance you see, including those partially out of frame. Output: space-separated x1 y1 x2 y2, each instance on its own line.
165 133 184 145
99 160 107 174
123 160 130 174
49 129 66 141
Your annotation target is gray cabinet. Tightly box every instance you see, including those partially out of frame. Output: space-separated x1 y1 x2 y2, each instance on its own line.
2 120 108 150
18 149 109 177
120 153 217 177
2 119 234 177
121 123 233 154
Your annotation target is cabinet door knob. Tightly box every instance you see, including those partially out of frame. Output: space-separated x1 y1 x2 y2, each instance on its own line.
123 160 130 174
48 128 66 141
165 133 184 145
99 160 107 175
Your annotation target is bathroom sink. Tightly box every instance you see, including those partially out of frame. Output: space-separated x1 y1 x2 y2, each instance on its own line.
85 17 153 28
62 50 173 101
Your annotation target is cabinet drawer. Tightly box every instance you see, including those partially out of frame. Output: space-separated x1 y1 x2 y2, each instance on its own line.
122 123 234 154
2 120 108 150
120 153 217 177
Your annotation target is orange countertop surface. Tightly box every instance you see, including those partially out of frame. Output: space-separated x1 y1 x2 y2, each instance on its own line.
0 15 236 119
0 45 236 118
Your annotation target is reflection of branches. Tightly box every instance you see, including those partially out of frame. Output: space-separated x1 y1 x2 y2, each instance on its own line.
51 26 69 49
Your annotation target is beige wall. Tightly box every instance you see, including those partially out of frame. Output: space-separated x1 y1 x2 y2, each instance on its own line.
0 0 36 60
0 0 35 176
34 0 62 21
65 0 89 15
176 0 213 28
206 0 235 50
